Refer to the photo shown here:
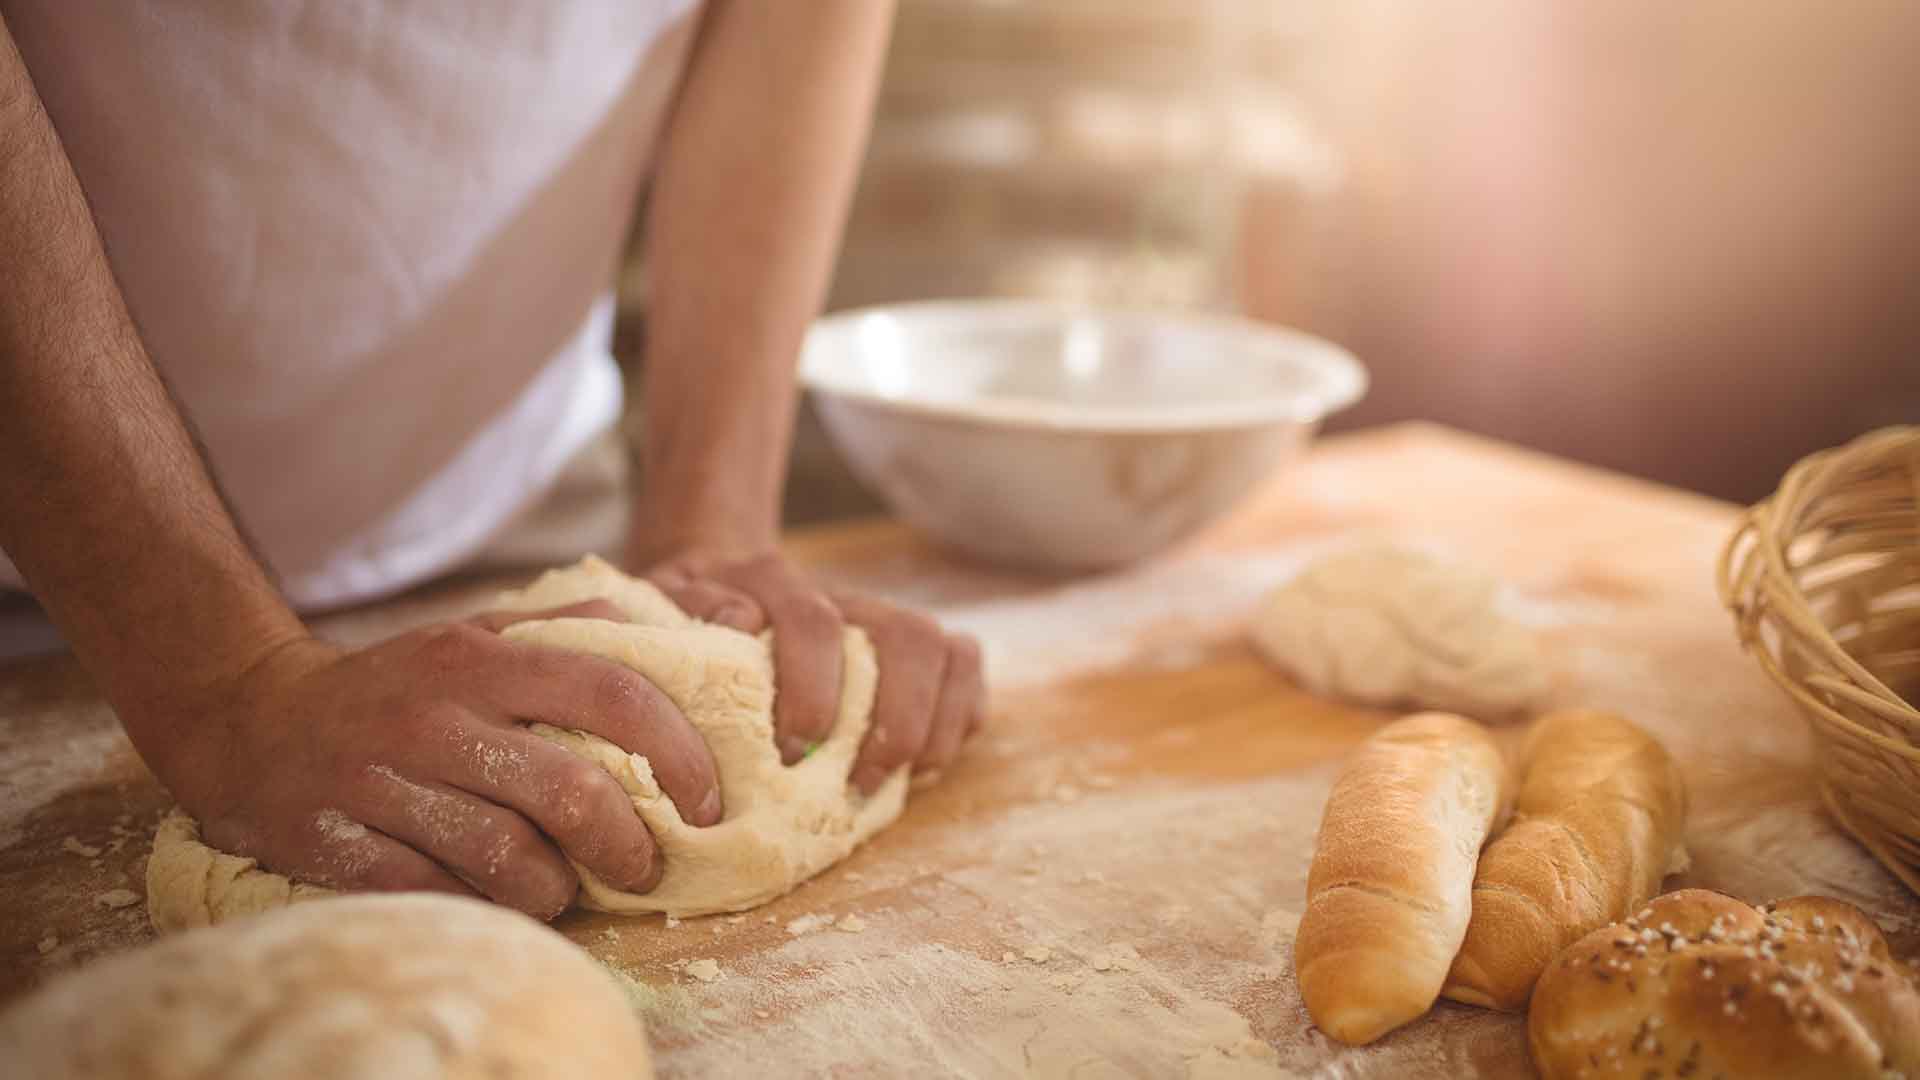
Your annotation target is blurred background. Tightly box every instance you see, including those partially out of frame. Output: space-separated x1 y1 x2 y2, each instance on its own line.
620 0 1920 525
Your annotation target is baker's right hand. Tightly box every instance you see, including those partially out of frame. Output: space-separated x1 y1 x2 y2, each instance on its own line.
131 602 721 919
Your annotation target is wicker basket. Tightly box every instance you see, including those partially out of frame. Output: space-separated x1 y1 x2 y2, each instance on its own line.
1718 425 1920 895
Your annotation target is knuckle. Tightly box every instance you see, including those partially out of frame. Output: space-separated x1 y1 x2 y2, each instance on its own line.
949 634 984 672
592 666 647 714
418 623 491 671
398 701 466 741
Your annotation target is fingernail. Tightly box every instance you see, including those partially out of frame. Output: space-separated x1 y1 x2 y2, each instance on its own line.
694 785 722 825
776 735 808 764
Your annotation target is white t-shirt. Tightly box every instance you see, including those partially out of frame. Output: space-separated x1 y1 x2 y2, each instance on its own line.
0 0 701 611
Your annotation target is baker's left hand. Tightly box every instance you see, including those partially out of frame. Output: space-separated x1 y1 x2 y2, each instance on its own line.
639 549 985 793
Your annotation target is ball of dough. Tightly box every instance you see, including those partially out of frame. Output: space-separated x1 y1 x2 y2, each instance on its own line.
146 556 909 928
0 894 652 1079
1250 547 1546 718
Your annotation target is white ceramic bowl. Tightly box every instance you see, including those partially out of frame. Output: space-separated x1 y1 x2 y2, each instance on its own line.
800 301 1366 572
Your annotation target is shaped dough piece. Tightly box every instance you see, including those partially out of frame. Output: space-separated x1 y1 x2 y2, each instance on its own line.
143 556 909 928
0 894 652 1079
1250 547 1546 719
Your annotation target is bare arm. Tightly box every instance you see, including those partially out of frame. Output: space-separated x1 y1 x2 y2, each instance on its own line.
631 0 986 781
630 0 894 562
0 16 304 733
0 17 718 915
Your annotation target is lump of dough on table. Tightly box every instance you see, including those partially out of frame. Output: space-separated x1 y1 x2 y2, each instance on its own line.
1250 546 1546 719
145 555 909 927
0 893 652 1079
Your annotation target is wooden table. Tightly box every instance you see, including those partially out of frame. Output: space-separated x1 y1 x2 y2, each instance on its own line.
3 424 1915 1077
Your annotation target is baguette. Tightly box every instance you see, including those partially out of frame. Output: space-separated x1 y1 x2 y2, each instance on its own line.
1294 712 1514 1045
1441 709 1687 1011
1528 889 1920 1080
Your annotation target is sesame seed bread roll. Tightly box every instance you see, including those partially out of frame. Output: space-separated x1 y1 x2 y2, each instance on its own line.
1294 712 1514 1045
1442 710 1688 1011
1528 889 1920 1080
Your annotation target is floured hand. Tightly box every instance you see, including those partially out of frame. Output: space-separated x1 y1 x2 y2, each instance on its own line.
645 550 985 791
132 603 721 919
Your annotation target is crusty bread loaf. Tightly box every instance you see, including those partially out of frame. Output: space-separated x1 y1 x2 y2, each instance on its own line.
1529 889 1920 1080
1441 709 1687 1011
1294 712 1514 1045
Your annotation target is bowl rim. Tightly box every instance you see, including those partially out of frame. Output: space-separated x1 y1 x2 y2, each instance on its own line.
799 299 1368 433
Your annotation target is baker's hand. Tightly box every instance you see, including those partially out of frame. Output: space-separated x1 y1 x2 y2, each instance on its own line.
645 550 985 793
132 602 721 920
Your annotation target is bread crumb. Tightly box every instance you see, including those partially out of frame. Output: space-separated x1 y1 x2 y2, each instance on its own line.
36 935 57 955
94 889 139 909
683 958 722 983
1022 946 1053 964
836 914 868 933
1000 951 1017 964
725 915 746 925
1091 953 1114 972
61 836 102 859
754 1009 771 1020
664 915 682 929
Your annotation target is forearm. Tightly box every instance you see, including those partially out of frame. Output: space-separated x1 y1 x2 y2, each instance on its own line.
0 22 302 749
630 0 894 562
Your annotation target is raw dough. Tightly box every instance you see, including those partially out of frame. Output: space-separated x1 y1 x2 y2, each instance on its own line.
495 556 908 916
0 894 651 1079
145 556 908 926
1249 546 1546 718
147 810 332 932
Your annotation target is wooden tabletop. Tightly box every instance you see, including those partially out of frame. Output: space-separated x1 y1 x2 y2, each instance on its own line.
2 423 1915 1078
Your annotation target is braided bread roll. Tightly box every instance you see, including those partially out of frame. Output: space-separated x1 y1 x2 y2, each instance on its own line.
1529 889 1920 1080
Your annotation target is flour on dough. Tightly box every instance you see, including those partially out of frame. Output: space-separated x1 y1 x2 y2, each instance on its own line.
1249 546 1546 719
0 894 652 1080
145 555 909 927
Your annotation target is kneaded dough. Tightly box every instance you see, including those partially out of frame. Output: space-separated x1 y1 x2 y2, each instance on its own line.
147 810 332 932
0 893 651 1079
495 556 909 916
147 556 908 927
1250 546 1546 719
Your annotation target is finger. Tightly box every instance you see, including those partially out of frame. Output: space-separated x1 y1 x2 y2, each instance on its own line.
468 641 723 827
841 599 946 794
466 599 628 633
654 578 764 633
357 765 577 919
718 557 844 763
919 634 984 776
429 724 666 895
203 810 478 899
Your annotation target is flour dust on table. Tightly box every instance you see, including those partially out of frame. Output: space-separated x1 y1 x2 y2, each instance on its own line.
144 555 910 928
